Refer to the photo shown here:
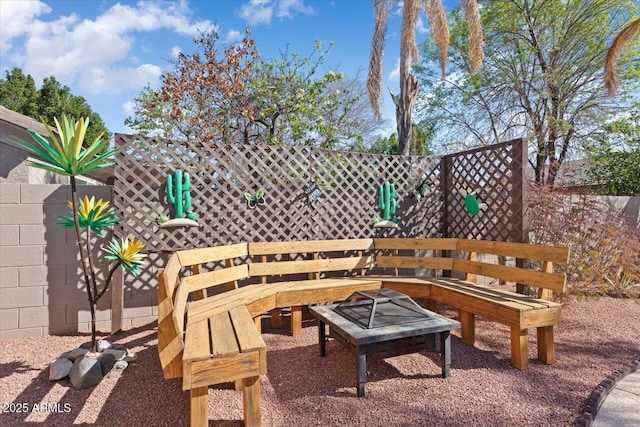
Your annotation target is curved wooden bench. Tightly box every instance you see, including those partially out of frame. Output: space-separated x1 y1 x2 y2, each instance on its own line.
373 238 568 370
158 238 569 426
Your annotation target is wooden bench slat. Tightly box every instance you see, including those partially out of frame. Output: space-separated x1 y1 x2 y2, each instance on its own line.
429 278 558 310
177 243 248 266
173 265 250 336
376 255 454 271
163 253 182 299
229 306 266 353
275 278 382 307
187 282 294 323
456 239 569 264
374 237 459 250
183 318 211 363
249 239 374 255
453 258 566 292
209 312 239 357
249 256 374 276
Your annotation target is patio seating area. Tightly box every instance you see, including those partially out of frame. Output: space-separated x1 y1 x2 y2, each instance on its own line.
159 237 568 426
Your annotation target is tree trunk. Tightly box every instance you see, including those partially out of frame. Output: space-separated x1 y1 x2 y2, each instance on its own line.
391 73 419 156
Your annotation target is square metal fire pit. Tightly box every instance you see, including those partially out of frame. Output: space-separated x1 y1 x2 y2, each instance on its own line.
333 288 431 329
309 289 460 397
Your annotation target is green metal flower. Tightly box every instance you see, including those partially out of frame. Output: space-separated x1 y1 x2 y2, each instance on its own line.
103 237 147 276
58 195 120 234
14 115 116 177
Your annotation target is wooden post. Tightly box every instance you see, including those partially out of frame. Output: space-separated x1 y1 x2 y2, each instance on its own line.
243 376 262 427
191 264 207 300
459 310 476 345
516 138 529 294
290 306 302 336
190 386 208 427
111 264 124 333
538 261 554 300
510 327 529 370
537 326 555 364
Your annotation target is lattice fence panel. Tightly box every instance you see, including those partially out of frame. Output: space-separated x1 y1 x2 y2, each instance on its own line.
113 134 524 252
443 138 525 242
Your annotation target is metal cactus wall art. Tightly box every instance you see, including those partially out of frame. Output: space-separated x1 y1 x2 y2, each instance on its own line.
159 169 198 227
373 181 399 228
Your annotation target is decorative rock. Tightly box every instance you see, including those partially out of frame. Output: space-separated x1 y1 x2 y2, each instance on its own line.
113 360 128 371
110 344 128 351
69 356 103 390
49 357 73 381
124 350 138 362
97 340 112 352
102 349 127 360
66 348 88 361
98 353 116 376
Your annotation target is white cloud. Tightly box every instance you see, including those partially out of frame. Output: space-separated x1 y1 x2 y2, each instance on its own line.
122 100 137 117
224 29 244 44
171 45 182 58
0 0 51 55
276 0 315 19
238 0 273 25
237 0 314 26
3 0 213 95
78 64 162 94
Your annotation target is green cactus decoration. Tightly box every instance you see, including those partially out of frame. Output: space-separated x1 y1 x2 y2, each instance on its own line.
378 181 397 223
166 170 196 220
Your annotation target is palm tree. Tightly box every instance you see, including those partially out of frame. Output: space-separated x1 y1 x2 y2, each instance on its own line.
368 0 484 155
604 17 640 96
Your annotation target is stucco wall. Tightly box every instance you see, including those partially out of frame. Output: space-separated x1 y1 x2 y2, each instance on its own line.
0 183 159 339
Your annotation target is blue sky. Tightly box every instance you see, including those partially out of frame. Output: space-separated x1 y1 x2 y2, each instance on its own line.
0 0 454 137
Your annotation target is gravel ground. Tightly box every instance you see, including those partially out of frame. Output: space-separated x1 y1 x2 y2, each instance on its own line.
1 295 639 427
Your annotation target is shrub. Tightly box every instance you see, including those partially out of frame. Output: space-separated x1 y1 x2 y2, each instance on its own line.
527 185 640 296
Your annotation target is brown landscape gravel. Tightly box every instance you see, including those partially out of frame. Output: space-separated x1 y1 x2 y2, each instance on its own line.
1 295 639 427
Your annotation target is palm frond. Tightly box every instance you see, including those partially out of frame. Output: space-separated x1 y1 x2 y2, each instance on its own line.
605 17 640 96
367 0 393 118
401 0 422 68
425 0 450 77
18 115 116 176
462 0 484 74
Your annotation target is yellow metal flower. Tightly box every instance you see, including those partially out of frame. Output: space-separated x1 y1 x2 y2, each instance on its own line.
103 237 147 275
59 195 119 233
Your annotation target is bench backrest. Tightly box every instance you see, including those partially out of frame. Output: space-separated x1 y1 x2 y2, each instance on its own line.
248 239 375 282
157 243 249 379
374 238 569 299
173 243 250 336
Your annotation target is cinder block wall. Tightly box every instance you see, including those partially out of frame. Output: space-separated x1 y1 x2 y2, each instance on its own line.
0 183 159 339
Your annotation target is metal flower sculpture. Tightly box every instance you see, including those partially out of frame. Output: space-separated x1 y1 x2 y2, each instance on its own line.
15 115 145 352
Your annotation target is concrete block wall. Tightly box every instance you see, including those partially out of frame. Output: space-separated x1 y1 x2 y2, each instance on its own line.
0 183 159 340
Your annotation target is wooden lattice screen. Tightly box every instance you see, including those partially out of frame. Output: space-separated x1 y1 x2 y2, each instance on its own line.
113 134 525 252
442 138 526 242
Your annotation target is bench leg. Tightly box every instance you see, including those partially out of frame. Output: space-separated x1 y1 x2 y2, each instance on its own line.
190 386 208 427
270 308 282 328
427 299 438 312
290 306 302 336
459 310 476 346
243 376 262 427
537 326 555 364
254 315 262 334
510 327 529 370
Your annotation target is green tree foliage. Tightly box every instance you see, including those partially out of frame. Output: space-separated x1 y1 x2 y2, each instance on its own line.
0 68 38 117
414 0 639 187
126 30 381 148
124 85 177 139
584 102 640 196
0 68 111 146
358 123 434 155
